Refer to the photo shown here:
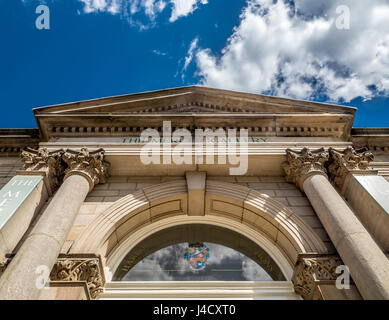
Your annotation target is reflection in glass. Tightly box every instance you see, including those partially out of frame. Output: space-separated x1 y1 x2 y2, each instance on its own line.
120 243 273 281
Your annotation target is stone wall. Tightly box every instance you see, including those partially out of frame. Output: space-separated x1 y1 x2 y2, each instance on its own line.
0 157 23 190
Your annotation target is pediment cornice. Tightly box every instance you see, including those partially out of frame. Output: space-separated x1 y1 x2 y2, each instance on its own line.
33 86 356 141
34 86 356 115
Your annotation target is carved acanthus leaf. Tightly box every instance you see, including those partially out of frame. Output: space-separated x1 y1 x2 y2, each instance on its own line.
63 148 109 190
20 147 65 190
50 257 105 299
292 254 344 300
283 148 329 189
328 147 374 189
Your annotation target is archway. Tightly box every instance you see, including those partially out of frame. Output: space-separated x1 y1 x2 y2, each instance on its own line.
73 179 327 287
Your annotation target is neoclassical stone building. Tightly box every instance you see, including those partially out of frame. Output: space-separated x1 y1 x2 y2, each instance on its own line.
0 87 388 300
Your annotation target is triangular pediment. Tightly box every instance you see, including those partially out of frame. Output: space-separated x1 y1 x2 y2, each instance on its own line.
33 86 356 141
33 86 355 115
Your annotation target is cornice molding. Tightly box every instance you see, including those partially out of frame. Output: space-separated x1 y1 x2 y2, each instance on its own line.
0 129 40 155
33 86 356 115
46 122 348 139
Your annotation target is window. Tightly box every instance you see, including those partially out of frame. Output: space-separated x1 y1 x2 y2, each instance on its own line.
118 243 273 281
112 224 286 282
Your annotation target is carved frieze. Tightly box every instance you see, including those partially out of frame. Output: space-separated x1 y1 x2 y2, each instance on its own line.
63 148 109 191
283 147 329 189
292 254 344 300
50 255 105 299
328 147 375 190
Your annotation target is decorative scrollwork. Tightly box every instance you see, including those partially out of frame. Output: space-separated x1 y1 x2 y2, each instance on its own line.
292 254 344 300
50 256 105 299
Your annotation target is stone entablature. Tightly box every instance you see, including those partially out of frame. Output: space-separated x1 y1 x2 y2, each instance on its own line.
351 128 389 153
0 129 39 156
46 123 347 138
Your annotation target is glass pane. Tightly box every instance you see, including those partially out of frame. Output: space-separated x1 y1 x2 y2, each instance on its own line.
120 243 273 281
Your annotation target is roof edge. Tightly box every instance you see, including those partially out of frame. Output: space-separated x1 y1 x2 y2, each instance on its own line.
33 86 356 115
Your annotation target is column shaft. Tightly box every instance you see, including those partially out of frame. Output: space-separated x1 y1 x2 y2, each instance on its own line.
0 175 90 300
303 174 389 300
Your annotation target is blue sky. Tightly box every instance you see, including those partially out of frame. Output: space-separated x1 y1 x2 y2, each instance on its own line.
1 0 388 128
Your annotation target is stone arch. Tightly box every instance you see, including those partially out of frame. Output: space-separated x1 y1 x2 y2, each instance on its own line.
73 180 327 280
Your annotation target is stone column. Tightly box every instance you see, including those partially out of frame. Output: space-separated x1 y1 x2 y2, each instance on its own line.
0 148 108 300
0 148 63 269
283 148 389 300
328 147 389 251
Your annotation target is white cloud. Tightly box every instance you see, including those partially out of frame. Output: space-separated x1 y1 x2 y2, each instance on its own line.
79 0 111 13
181 37 199 79
123 246 176 281
195 0 389 102
242 259 272 281
78 0 208 24
152 49 167 56
169 0 208 22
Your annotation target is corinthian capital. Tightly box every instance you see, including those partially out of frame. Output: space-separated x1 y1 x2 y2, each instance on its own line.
283 148 329 189
328 147 375 190
20 147 65 192
63 148 109 191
